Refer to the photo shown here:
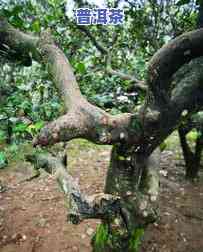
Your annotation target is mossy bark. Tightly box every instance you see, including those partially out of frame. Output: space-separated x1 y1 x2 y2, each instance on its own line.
95 145 160 251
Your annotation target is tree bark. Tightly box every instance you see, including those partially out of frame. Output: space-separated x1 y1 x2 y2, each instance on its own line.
26 153 122 223
101 146 160 249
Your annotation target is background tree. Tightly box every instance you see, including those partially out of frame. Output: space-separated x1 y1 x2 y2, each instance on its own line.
178 112 203 179
177 0 203 180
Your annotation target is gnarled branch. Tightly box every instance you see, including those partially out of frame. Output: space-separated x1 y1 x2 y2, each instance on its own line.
147 28 203 108
26 151 159 230
1 17 203 155
26 153 121 223
1 17 203 156
0 17 142 147
0 17 40 65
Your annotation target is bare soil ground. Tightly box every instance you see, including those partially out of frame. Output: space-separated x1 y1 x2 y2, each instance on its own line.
0 139 203 252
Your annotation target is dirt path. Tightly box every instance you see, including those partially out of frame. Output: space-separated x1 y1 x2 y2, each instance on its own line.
0 141 203 252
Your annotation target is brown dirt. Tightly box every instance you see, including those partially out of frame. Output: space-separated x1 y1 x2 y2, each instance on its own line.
0 141 203 252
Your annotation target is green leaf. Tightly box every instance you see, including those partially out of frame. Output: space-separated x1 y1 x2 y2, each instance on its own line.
34 121 45 130
9 15 24 28
129 228 144 251
187 130 199 141
26 121 44 136
13 123 28 133
93 223 109 251
32 20 41 33
76 62 86 74
12 5 23 15
2 9 12 18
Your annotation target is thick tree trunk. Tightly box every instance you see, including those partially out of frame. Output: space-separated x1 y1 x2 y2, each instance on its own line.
96 146 160 250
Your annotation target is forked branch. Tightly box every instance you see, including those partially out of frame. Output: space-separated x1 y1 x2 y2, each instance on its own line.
0 17 142 147
1 17 203 154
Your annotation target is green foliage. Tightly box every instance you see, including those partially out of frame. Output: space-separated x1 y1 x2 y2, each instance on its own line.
13 122 28 133
75 62 86 74
11 121 45 140
93 223 109 252
26 121 45 137
0 0 199 122
187 130 202 142
0 62 62 145
177 0 191 6
2 0 197 117
129 228 144 252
